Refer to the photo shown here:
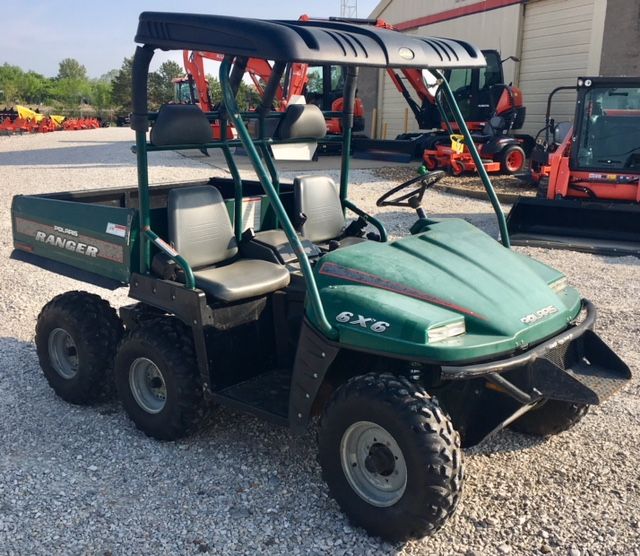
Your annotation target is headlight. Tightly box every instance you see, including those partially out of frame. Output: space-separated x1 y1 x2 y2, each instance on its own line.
549 276 568 294
428 320 466 343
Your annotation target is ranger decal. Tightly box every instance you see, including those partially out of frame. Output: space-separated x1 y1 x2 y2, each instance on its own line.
35 231 99 257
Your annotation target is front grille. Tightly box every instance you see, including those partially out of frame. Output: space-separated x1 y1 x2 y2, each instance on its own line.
542 339 573 370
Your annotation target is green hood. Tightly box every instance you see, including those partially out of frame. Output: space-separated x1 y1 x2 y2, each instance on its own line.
313 219 582 363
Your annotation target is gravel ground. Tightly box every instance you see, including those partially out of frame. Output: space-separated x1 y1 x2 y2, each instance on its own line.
0 127 638 555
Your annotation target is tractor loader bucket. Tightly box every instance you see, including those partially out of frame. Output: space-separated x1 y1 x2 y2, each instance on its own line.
507 197 640 256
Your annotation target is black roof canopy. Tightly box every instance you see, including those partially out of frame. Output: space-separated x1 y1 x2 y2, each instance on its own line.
135 12 486 69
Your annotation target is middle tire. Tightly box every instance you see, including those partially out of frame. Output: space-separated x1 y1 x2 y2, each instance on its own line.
114 318 207 440
318 372 464 542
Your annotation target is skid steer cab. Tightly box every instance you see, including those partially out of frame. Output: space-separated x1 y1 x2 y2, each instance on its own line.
508 76 640 256
11 13 631 543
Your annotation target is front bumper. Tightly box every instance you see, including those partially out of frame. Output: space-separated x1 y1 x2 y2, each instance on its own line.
437 300 631 446
441 299 630 404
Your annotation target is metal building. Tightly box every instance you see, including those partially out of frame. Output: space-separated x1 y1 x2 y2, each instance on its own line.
365 0 640 138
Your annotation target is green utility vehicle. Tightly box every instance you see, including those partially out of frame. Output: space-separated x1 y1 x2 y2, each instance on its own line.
11 13 631 541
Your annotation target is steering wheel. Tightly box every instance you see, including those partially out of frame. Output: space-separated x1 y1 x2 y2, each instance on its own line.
376 170 446 208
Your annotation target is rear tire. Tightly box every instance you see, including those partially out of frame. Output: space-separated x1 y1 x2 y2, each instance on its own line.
35 291 123 405
114 318 206 440
318 373 464 542
499 145 526 174
510 400 589 437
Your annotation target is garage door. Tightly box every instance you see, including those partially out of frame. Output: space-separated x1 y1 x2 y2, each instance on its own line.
518 0 595 136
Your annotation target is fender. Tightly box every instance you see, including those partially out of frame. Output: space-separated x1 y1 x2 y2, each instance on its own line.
481 136 519 157
289 319 340 433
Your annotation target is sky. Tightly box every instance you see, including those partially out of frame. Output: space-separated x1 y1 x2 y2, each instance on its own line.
1 0 381 78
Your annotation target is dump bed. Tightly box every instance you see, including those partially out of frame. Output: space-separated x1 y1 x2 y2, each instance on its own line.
11 178 294 287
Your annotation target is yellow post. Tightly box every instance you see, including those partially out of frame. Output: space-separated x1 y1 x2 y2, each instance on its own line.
403 108 409 134
383 122 388 140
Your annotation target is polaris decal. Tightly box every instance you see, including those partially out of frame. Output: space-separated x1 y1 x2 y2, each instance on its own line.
520 305 558 325
53 225 78 237
14 217 125 263
336 311 390 333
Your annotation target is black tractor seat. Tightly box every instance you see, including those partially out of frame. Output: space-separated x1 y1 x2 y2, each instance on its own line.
167 185 290 303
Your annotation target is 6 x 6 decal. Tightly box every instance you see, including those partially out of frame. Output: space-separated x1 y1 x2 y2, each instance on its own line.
335 311 390 333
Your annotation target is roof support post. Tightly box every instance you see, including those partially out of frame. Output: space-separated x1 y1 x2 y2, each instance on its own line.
339 66 358 204
434 69 511 248
219 56 338 340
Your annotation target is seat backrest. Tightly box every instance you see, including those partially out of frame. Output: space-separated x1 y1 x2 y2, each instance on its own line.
294 175 345 242
275 104 327 140
168 186 237 269
150 104 212 146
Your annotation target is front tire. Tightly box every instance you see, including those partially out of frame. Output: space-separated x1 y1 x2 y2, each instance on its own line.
114 318 206 440
35 291 124 404
510 400 589 437
318 373 464 542
499 145 526 174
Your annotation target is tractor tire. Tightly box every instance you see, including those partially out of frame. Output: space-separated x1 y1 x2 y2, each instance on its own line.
423 155 438 171
450 160 465 176
510 400 589 437
499 145 526 175
318 372 464 542
114 318 206 440
35 291 124 405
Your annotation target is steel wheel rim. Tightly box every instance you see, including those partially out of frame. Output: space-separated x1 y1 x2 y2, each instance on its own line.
129 357 167 414
340 420 407 507
48 328 79 379
506 149 524 172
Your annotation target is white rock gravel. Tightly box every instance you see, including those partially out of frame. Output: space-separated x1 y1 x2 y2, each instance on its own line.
0 128 638 555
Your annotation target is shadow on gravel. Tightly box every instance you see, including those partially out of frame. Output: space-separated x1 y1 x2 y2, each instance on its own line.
0 143 135 167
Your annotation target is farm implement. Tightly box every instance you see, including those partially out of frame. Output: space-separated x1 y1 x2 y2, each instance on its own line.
0 105 101 135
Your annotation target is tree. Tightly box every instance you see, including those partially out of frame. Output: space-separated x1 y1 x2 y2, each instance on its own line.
57 58 87 81
111 57 133 111
206 74 222 106
236 81 260 110
148 60 184 109
90 81 113 112
51 77 91 107
0 63 23 104
18 71 49 104
98 69 119 84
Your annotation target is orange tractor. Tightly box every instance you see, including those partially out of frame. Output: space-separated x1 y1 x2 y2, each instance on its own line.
386 50 529 174
508 76 640 256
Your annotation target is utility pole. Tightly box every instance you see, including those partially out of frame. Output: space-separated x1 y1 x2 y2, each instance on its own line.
340 0 357 18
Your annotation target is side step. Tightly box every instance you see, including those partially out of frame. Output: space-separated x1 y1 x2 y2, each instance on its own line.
507 197 640 256
212 369 292 425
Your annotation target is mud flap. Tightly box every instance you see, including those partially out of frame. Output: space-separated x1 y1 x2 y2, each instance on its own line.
530 330 631 404
507 197 640 256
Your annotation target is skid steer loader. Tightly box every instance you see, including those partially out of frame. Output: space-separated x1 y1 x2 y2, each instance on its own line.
508 77 640 256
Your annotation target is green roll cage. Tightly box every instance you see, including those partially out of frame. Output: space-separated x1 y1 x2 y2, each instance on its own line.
130 19 511 341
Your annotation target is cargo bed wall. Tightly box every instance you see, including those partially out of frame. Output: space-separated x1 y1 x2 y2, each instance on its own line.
12 195 138 284
10 178 296 287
